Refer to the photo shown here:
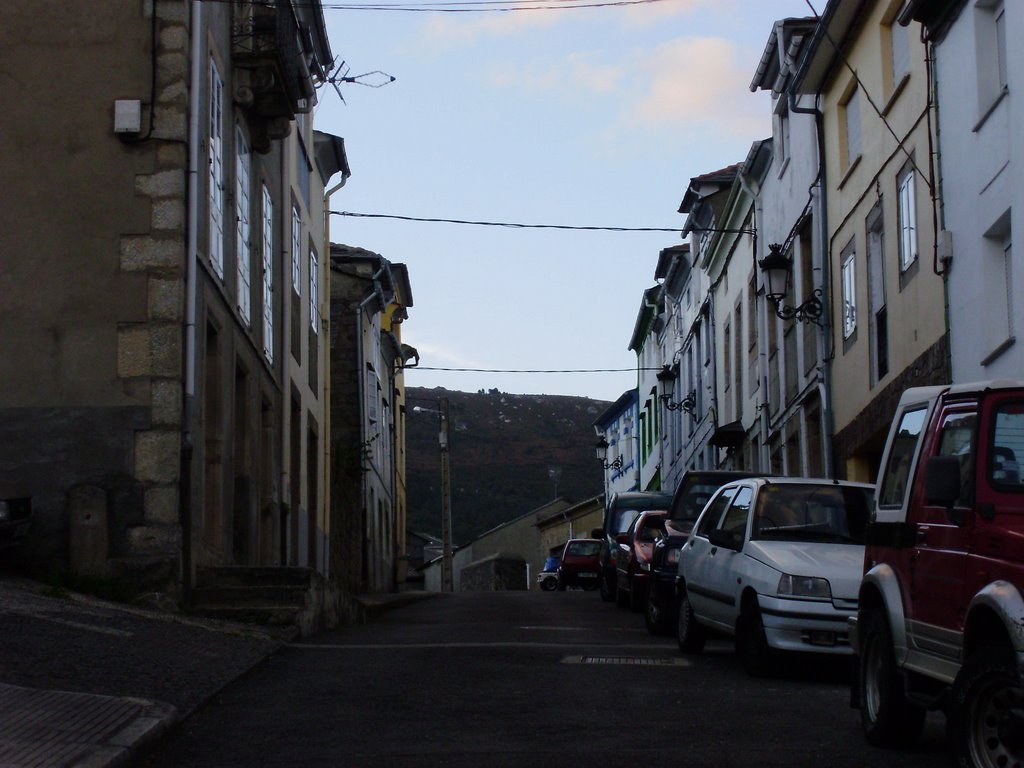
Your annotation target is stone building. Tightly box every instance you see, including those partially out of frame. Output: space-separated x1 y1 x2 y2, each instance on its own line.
0 1 343 604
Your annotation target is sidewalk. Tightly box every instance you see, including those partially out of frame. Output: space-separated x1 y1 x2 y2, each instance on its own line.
0 578 434 768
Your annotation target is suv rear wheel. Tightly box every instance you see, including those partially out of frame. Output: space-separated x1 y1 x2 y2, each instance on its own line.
858 609 926 747
948 642 1024 768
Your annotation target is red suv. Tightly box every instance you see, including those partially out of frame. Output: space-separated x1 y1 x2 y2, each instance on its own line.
852 381 1024 768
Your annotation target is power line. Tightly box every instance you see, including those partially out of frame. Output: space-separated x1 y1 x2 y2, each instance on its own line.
413 366 650 373
200 0 672 11
333 211 681 233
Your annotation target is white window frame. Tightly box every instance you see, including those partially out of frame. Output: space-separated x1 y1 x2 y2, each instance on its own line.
261 184 274 364
842 244 858 340
208 58 225 279
235 125 252 325
309 246 319 335
291 207 302 295
897 167 918 272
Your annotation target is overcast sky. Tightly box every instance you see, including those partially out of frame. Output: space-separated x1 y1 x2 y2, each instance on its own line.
317 0 817 403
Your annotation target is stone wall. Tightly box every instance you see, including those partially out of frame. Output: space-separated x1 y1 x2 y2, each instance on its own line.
460 553 527 591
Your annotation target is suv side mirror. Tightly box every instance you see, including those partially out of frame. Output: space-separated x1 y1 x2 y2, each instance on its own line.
924 455 965 525
708 529 741 551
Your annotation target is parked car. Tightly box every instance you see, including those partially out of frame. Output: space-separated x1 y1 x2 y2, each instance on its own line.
615 510 667 611
676 477 874 676
557 538 601 590
537 554 560 591
646 470 758 635
850 381 1024 768
596 491 672 602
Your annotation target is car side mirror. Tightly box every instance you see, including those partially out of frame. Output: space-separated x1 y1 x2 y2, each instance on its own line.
615 533 630 545
924 455 965 525
708 529 741 551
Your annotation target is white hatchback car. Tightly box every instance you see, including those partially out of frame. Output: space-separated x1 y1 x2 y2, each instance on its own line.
676 477 874 676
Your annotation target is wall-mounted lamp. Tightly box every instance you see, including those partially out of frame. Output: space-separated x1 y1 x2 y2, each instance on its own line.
656 365 696 416
758 243 824 325
594 436 624 471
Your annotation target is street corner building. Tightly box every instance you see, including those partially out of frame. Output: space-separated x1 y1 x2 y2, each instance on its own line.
0 0 364 624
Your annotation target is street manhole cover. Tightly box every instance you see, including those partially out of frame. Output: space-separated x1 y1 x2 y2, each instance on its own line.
562 655 690 667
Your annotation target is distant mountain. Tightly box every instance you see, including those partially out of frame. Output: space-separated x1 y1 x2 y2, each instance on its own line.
405 387 609 545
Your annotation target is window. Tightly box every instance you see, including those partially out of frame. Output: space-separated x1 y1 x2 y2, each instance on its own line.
291 207 302 295
897 167 918 273
841 240 857 340
990 401 1024 490
208 59 225 279
297 137 311 210
936 411 977 507
261 185 274 364
982 213 1013 360
975 0 1008 116
867 206 889 381
695 488 736 538
841 86 862 170
718 486 752 537
235 126 252 325
889 18 910 90
774 100 791 168
878 406 927 508
309 247 319 334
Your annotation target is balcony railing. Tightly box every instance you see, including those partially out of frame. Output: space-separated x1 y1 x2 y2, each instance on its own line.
233 1 316 120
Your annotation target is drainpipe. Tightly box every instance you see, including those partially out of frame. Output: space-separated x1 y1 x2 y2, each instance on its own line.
355 267 387 590
321 173 347 577
789 88 835 479
180 0 203 603
737 169 769 471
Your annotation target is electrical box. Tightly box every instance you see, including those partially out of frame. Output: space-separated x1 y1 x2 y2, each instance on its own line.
114 99 142 134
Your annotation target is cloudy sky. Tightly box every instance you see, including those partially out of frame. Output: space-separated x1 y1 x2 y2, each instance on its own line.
317 0 817 403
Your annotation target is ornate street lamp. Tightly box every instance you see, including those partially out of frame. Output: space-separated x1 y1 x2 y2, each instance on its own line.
594 436 623 471
657 365 696 416
758 243 824 325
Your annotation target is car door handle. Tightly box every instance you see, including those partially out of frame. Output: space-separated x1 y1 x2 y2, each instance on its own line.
710 547 718 555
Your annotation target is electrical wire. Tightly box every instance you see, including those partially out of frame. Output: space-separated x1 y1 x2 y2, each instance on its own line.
413 366 658 373
200 0 673 11
333 211 681 233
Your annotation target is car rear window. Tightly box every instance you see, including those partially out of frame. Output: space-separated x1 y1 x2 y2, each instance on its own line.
669 482 723 523
565 541 600 557
752 483 872 544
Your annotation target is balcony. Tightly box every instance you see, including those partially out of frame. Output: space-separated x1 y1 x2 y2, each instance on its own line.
233 1 317 122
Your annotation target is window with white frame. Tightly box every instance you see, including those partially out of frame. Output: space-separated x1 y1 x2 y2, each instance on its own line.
261 184 274 364
291 207 301 295
982 212 1013 358
897 166 918 272
235 126 252 325
309 246 319 335
841 240 858 340
208 59 225 279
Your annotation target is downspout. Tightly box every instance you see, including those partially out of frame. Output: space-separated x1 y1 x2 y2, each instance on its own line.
180 0 203 603
789 89 835 478
355 267 387 590
321 173 347 577
737 170 768 471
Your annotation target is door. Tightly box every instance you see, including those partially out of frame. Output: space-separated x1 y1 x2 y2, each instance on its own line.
908 401 976 659
702 485 754 629
684 487 737 623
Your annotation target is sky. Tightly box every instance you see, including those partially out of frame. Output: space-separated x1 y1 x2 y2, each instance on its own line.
316 0 817 403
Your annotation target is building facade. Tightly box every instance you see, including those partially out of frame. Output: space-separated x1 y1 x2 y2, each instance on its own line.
0 0 340 601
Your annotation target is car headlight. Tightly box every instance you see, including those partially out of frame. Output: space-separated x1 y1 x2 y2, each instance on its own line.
666 547 681 565
777 574 832 600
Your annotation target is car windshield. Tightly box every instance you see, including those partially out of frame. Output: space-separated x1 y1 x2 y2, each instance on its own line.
565 541 600 557
751 484 872 544
669 482 723 523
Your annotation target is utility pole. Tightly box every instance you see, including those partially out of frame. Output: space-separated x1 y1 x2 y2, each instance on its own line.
439 396 453 593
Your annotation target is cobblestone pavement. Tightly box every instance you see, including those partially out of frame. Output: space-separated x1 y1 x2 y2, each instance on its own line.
0 577 286 767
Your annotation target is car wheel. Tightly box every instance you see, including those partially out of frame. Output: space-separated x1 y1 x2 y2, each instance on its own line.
858 609 926 747
645 587 669 636
735 598 774 677
599 571 615 602
540 577 556 592
676 587 705 654
948 642 1024 768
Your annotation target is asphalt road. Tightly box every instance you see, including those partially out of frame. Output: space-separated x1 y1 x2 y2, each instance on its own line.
138 590 951 767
